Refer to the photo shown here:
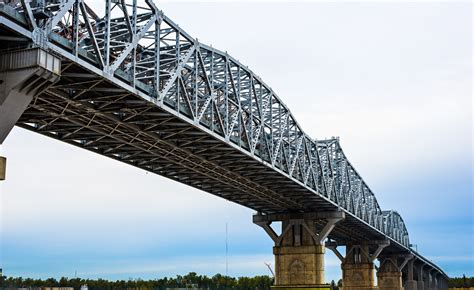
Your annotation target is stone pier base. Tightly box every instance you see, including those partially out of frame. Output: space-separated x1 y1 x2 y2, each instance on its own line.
254 212 344 290
416 281 424 290
274 244 326 287
341 262 377 290
405 280 417 290
271 286 330 290
377 270 403 290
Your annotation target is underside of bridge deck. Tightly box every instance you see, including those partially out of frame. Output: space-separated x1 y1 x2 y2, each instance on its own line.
13 58 390 246
0 0 448 286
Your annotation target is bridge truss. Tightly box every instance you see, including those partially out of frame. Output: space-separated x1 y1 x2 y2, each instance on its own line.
0 0 446 276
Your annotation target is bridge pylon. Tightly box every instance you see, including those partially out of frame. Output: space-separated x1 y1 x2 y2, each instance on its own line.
405 258 417 290
254 211 344 289
377 254 413 290
415 263 426 290
326 240 389 290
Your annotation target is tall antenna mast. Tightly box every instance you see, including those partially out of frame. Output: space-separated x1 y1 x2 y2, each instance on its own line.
225 222 228 276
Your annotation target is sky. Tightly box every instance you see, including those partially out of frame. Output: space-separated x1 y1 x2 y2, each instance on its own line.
0 0 473 283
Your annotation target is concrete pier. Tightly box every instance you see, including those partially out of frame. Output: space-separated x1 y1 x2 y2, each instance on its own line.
341 244 377 290
378 255 413 290
405 259 417 290
377 270 403 290
254 212 344 289
327 241 389 290
274 243 325 286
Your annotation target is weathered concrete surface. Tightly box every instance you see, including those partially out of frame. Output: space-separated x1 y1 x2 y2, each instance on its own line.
377 262 404 290
255 212 344 289
416 281 424 290
339 243 379 290
341 262 377 290
274 244 325 286
377 270 403 290
406 280 418 290
274 219 328 287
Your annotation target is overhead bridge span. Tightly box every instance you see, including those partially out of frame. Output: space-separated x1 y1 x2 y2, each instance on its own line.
0 1 447 289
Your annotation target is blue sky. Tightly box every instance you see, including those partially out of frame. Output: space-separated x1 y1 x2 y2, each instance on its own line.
1 0 472 282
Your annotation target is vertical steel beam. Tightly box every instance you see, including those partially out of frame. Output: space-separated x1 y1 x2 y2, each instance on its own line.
71 0 79 56
104 0 112 70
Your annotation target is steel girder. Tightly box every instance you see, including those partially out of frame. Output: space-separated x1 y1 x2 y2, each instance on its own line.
0 0 445 278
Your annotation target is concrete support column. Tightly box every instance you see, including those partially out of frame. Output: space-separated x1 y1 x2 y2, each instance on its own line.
415 263 425 290
425 270 431 290
326 240 389 290
405 259 417 290
341 244 376 290
377 254 413 290
425 269 433 290
417 278 425 290
433 272 443 290
254 211 345 289
428 270 437 290
439 277 448 290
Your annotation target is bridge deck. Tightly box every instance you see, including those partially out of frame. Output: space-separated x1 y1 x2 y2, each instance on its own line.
17 59 382 245
0 0 446 276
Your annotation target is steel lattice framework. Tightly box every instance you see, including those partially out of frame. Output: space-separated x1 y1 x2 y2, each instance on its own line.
0 0 446 276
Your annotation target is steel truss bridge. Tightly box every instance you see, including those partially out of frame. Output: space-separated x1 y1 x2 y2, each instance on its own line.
0 0 447 282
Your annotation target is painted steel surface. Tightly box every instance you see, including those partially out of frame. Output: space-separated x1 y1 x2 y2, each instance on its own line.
0 0 446 277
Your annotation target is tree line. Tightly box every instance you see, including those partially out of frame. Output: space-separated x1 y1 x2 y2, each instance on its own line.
449 275 474 288
0 272 273 290
1 273 473 289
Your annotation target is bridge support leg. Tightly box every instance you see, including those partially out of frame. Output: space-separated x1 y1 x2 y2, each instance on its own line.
428 271 433 290
405 259 417 290
415 264 425 290
424 270 431 290
327 240 389 290
377 254 413 290
427 269 438 290
254 211 344 289
0 48 60 180
430 272 440 290
438 276 447 290
0 48 61 143
417 280 425 290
